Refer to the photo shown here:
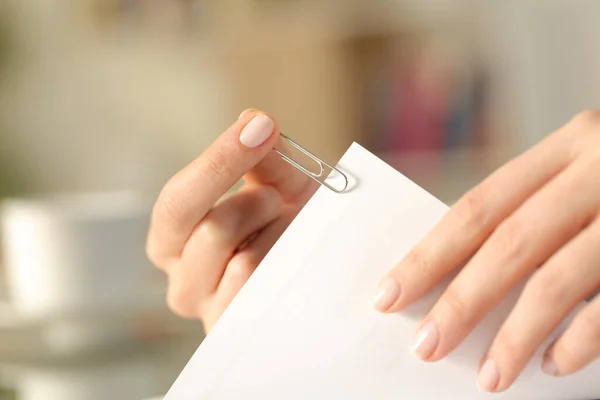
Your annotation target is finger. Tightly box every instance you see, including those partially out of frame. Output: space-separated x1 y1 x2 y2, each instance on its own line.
540 236 600 376
482 217 600 391
206 214 295 331
165 185 282 319
147 110 309 265
407 159 600 366
375 127 578 313
543 297 600 377
244 145 314 202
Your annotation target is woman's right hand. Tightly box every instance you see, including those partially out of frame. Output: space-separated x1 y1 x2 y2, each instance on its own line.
146 110 317 332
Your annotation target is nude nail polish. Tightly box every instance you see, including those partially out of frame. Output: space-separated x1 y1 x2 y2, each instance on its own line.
372 278 401 311
410 320 439 360
542 353 560 376
477 358 500 392
239 114 274 148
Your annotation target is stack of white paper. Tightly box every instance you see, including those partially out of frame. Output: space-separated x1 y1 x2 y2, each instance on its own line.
165 143 600 400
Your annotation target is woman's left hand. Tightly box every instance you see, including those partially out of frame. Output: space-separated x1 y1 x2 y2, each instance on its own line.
373 110 600 392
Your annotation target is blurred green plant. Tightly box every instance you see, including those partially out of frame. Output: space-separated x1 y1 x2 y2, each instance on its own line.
0 387 16 400
0 11 27 199
0 7 12 83
0 149 28 199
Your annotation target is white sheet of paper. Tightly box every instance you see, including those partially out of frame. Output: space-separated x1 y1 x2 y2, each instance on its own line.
165 143 600 400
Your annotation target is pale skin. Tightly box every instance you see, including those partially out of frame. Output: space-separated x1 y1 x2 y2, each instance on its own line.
146 109 600 392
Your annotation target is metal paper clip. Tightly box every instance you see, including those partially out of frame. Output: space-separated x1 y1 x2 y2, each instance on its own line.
275 133 348 194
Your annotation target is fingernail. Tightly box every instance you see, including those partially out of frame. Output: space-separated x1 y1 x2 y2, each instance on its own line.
410 320 439 360
239 114 274 148
477 358 500 392
542 353 560 376
372 278 401 312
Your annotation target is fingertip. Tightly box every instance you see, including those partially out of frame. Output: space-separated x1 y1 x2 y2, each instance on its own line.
239 114 275 149
372 277 402 312
541 351 561 376
477 358 501 393
236 109 280 150
410 320 440 361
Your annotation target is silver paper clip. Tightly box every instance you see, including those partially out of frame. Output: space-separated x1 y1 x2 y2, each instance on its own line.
275 133 348 194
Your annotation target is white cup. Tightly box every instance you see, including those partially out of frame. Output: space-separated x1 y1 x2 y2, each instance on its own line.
1 191 155 321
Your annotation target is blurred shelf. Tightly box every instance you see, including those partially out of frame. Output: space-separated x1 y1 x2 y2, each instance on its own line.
334 0 470 39
214 0 471 50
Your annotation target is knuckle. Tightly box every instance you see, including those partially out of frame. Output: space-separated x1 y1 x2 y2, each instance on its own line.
491 219 527 261
228 254 258 280
403 247 433 274
145 240 166 269
494 329 526 362
525 269 568 306
200 206 241 245
453 186 488 229
202 150 233 182
576 310 600 344
145 226 177 270
153 187 187 227
440 286 475 325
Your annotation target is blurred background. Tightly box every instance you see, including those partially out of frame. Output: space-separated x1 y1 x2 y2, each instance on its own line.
0 1 599 399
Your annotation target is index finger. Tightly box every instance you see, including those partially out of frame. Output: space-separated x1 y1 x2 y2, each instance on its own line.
147 110 282 265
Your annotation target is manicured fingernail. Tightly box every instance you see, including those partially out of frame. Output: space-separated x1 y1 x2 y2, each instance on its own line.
410 320 439 360
477 358 500 392
542 353 560 376
239 114 274 148
372 278 401 311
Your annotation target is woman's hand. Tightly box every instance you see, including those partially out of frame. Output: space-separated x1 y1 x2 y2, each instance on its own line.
374 110 600 392
146 110 316 332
